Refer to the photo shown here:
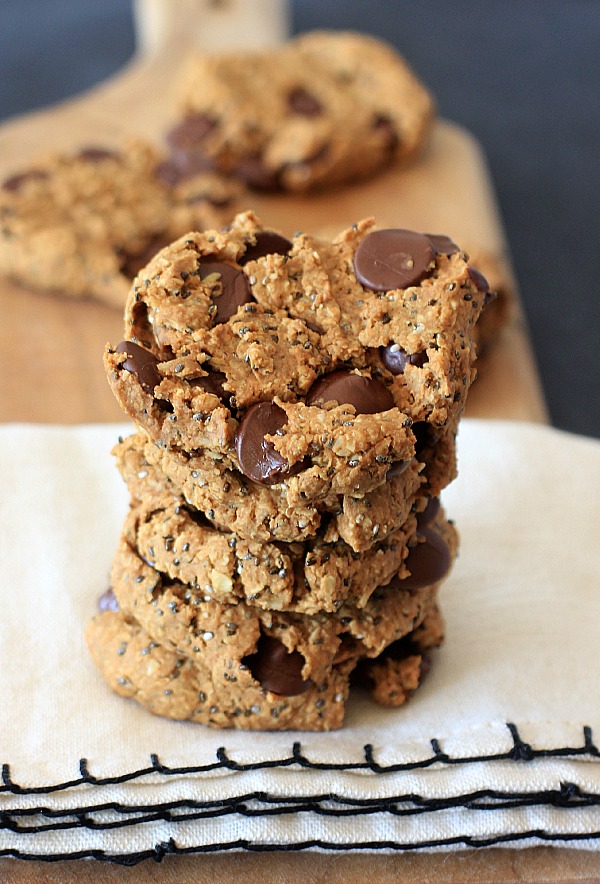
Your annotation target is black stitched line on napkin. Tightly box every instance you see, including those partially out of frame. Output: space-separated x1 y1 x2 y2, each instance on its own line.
1 782 600 835
1 830 600 866
1 723 598 797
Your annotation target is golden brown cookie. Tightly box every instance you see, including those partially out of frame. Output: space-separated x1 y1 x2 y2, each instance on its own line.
105 212 486 538
86 516 456 730
0 140 242 308
167 30 435 192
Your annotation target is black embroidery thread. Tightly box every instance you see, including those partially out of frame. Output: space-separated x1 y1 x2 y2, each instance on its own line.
1 723 597 797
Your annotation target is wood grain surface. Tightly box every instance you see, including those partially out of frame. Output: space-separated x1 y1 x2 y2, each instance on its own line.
2 4 597 879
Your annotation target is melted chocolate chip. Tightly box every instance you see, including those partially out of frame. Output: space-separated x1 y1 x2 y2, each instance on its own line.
116 341 162 394
381 344 429 375
235 402 303 485
2 169 49 192
288 87 322 117
372 114 399 151
239 231 293 265
306 370 395 414
78 147 120 162
189 368 230 404
425 233 460 255
235 154 281 191
354 229 435 292
243 634 311 695
467 266 490 292
98 587 119 612
166 113 217 150
398 527 451 589
199 259 252 324
387 459 411 479
416 496 440 528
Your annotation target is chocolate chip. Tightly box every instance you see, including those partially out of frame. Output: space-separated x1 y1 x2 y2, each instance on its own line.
160 113 218 183
235 402 303 485
189 368 230 404
354 229 435 292
372 114 399 151
243 634 311 695
467 266 490 292
235 153 281 191
416 496 440 528
116 341 162 394
98 587 119 612
239 231 292 265
288 87 322 116
168 113 217 148
381 344 429 375
2 169 49 192
78 147 120 162
199 259 252 324
425 233 460 255
387 459 411 479
398 527 451 589
306 370 395 414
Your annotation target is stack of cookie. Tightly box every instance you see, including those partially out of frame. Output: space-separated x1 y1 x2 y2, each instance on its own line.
85 210 489 730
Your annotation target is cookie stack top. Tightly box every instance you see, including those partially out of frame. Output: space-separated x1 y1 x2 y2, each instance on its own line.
105 211 490 550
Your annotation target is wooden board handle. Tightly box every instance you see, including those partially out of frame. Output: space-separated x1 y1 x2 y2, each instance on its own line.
133 0 290 54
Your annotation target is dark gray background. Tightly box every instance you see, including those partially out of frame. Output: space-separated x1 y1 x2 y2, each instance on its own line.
1 0 598 438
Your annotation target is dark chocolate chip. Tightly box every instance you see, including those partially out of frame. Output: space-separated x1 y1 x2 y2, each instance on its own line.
189 368 230 404
467 266 490 292
239 231 292 265
372 114 399 151
98 587 119 612
2 169 49 192
199 259 252 324
411 421 440 455
381 343 429 375
306 370 395 414
78 147 120 162
397 527 451 590
116 341 162 394
166 113 217 150
287 87 323 117
416 496 440 528
387 459 411 479
235 154 281 191
425 233 460 255
354 229 435 292
235 401 303 485
243 634 311 696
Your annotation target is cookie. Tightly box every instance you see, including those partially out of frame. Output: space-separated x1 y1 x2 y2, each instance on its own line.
167 30 435 192
86 516 455 730
117 430 430 553
0 140 242 308
105 212 486 537
116 481 454 615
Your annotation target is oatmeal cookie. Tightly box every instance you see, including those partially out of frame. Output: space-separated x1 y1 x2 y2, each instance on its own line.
167 30 435 192
0 140 242 308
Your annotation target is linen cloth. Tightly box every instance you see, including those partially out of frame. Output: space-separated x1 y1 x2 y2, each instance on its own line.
0 419 598 863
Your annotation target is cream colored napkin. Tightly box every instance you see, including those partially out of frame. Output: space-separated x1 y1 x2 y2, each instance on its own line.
1 419 599 863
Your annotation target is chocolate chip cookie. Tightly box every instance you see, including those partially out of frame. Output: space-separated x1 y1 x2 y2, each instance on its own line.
85 512 456 730
167 30 434 192
105 212 487 540
0 140 242 308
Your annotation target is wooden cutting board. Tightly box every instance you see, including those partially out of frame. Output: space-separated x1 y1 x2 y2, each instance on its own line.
3 2 596 880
